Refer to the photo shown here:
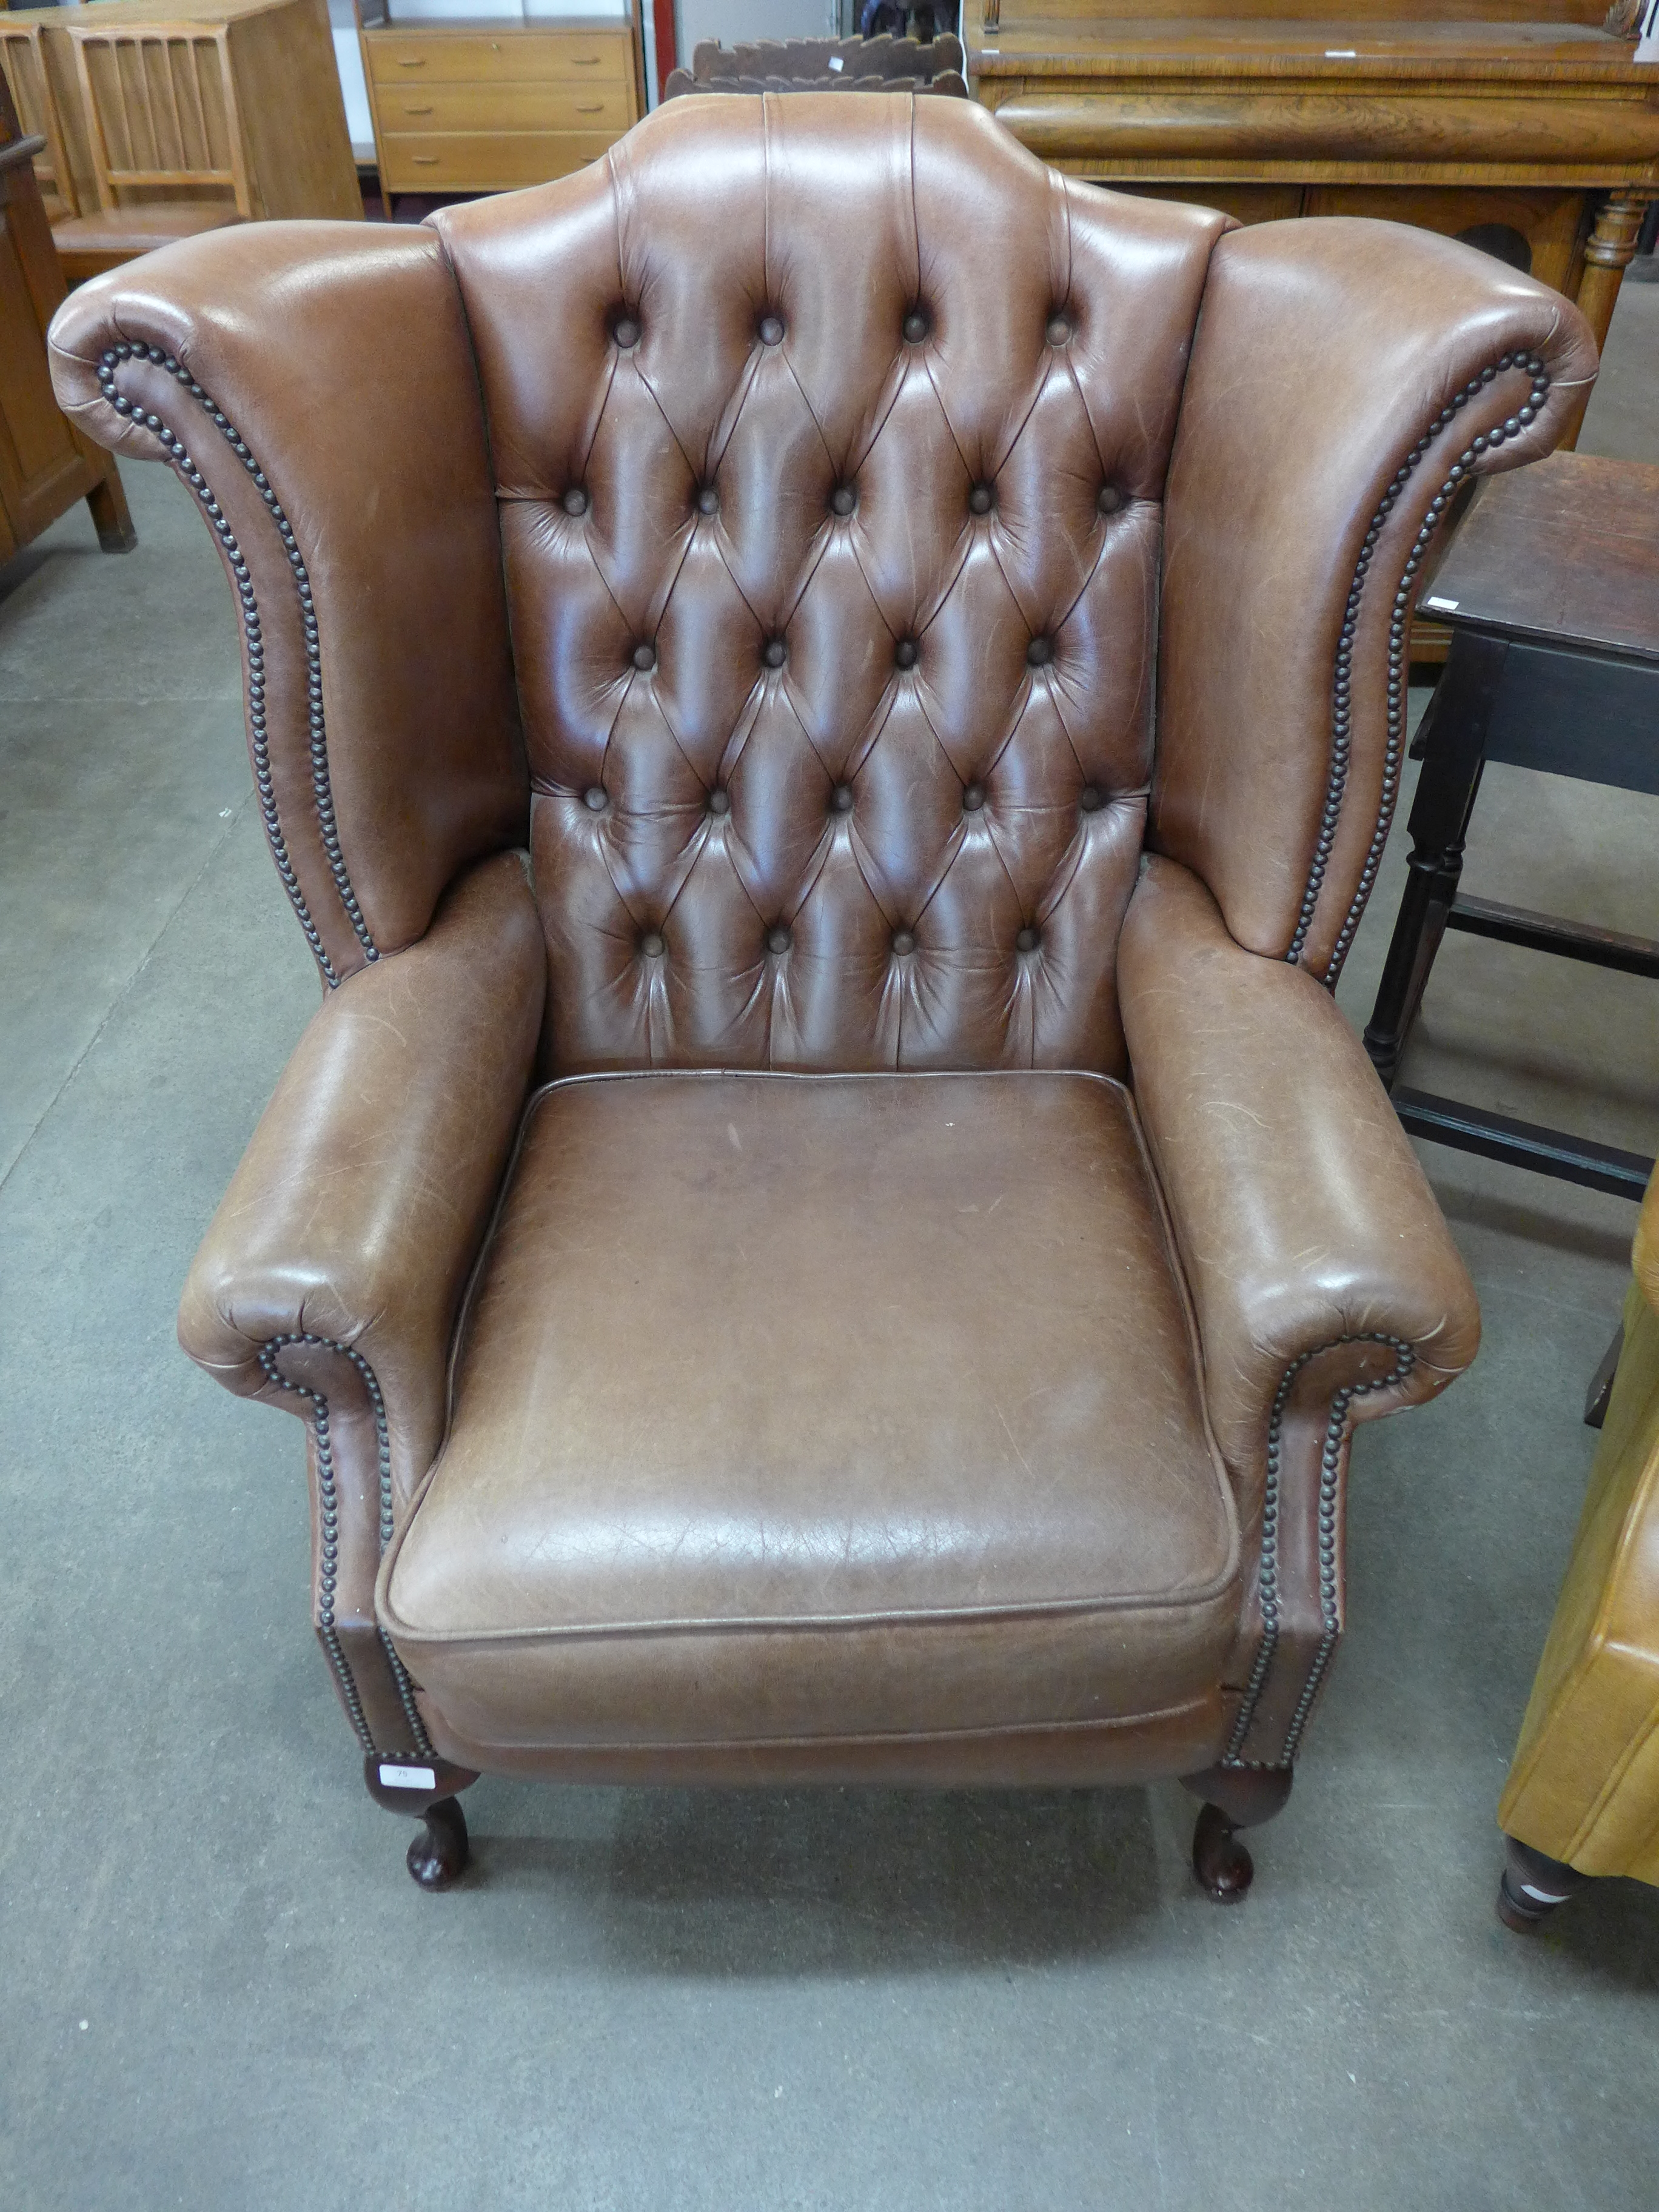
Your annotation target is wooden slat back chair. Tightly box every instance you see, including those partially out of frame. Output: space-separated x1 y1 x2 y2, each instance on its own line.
49 21 248 283
68 22 252 219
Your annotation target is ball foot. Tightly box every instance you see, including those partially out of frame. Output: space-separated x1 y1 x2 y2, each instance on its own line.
1192 1800 1254 1903
407 1795 469 1890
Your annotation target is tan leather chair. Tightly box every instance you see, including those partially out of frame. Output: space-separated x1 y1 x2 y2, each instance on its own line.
1498 1167 1659 1929
49 97 1595 1897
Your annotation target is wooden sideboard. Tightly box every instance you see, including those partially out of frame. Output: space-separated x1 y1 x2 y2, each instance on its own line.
357 8 643 199
967 3 1659 447
0 73 132 558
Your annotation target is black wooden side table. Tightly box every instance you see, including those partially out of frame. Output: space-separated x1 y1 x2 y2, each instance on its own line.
1362 451 1659 1202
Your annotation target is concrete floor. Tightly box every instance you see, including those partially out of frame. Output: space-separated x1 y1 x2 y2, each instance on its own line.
2 280 1657 2211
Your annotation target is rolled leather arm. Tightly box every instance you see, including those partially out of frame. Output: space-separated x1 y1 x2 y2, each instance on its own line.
1120 856 1481 1764
178 848 543 1760
179 847 545 1509
1121 854 1480 1495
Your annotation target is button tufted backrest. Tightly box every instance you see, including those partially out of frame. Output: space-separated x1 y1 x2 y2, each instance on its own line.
431 97 1228 1076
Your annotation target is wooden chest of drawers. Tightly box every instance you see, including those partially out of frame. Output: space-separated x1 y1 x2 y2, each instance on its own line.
358 10 642 198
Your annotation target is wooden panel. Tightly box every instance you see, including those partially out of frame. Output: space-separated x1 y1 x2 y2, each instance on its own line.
1302 183 1587 292
0 78 130 555
0 212 79 500
366 32 631 91
997 1 1612 22
377 81 631 134
990 92 1659 170
227 0 361 219
378 129 616 191
1112 178 1302 223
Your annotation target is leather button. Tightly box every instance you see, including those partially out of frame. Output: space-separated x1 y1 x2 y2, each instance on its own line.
902 308 929 343
561 487 589 517
613 313 641 350
968 483 993 517
1097 484 1124 516
1026 637 1053 667
1016 925 1041 953
830 784 854 814
1046 313 1073 347
762 637 788 669
830 484 856 517
894 638 919 670
766 924 792 955
1079 783 1104 813
632 643 657 672
962 782 985 813
640 930 665 958
695 485 719 517
582 785 608 813
707 789 730 817
892 928 916 956
759 315 785 346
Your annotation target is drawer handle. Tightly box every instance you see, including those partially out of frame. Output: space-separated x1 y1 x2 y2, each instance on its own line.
395 57 426 67
572 55 600 64
576 101 603 112
403 104 433 115
411 155 438 166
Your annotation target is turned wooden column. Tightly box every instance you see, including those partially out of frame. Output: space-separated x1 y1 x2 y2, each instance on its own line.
1560 186 1657 447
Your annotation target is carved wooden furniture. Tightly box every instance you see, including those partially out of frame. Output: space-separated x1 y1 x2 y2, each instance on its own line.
1497 1160 1659 1929
52 98 1597 1897
1362 452 1659 1200
967 2 1659 453
664 32 969 95
355 5 643 204
1 0 359 284
0 73 132 558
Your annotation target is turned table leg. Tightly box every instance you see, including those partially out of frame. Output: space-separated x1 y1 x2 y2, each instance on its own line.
1560 188 1657 451
1363 631 1509 1090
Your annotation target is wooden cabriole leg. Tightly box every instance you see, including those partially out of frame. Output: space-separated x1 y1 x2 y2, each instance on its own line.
364 1754 478 1890
1181 1763 1294 1903
1497 1833 1587 1933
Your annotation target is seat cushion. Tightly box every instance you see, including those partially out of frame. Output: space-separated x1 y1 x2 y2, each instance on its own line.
382 1070 1240 1757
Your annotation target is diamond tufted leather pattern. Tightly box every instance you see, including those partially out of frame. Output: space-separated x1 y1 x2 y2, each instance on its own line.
432 98 1227 1076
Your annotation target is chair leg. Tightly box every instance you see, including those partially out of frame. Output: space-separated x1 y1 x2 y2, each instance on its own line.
407 1797 469 1891
363 1753 478 1889
1498 1834 1586 1933
1181 1763 1294 1903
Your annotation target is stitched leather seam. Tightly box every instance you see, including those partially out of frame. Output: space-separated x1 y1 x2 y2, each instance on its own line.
1222 1330 1415 1768
258 1330 435 1762
1286 350 1553 976
93 343 378 979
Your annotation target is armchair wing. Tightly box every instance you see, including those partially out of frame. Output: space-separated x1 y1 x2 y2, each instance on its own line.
48 223 529 986
1154 216 1598 983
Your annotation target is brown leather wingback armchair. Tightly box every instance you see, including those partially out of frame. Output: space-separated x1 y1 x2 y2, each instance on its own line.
50 96 1595 1897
